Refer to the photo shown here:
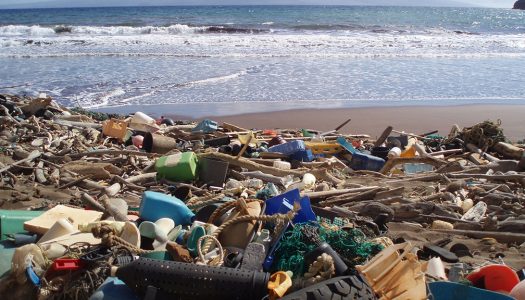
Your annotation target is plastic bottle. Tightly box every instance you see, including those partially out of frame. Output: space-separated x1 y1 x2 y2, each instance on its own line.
448 263 464 282
139 191 195 225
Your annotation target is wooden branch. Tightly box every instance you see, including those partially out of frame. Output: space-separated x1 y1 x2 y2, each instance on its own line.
200 151 347 185
241 171 288 186
431 229 525 244
81 192 105 211
125 172 157 185
0 150 41 173
67 149 158 159
492 142 524 160
448 173 525 181
303 186 379 199
374 126 393 147
466 143 499 162
319 187 383 206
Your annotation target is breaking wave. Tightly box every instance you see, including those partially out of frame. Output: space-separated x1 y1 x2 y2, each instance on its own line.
0 24 270 37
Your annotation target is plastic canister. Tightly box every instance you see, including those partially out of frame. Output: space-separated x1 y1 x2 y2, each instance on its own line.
155 152 198 182
139 191 195 225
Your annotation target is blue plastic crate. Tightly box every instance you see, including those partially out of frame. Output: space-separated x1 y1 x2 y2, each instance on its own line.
268 140 306 156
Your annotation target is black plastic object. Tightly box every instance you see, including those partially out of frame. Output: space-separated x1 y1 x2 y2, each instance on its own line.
449 243 472 258
204 136 231 147
281 275 377 300
161 118 174 126
304 243 349 276
371 146 390 160
198 158 229 187
80 247 113 266
422 244 459 263
114 258 270 300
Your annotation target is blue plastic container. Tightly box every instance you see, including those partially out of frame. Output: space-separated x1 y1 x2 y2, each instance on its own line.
350 151 385 172
268 140 306 156
264 189 316 224
290 149 314 162
89 277 139 300
428 281 514 300
139 191 195 225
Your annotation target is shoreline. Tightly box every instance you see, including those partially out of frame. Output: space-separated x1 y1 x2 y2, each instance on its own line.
93 103 524 141
210 104 525 141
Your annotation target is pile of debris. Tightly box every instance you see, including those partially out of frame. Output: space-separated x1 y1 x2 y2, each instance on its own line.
0 93 524 300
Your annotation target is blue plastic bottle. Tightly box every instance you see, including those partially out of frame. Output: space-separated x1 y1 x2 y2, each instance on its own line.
139 191 195 225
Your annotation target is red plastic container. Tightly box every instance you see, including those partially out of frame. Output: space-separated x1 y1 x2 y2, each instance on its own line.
466 264 520 294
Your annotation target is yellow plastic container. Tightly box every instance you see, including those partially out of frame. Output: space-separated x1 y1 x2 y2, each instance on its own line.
305 142 343 155
103 119 128 141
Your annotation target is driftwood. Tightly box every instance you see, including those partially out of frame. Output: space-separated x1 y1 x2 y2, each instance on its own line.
431 229 525 244
374 126 393 147
0 150 41 173
81 192 105 211
492 142 524 160
241 171 288 186
200 152 343 185
466 143 499 162
319 187 384 206
303 186 379 200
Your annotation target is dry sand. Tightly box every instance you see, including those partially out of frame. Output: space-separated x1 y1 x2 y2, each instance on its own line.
206 104 525 141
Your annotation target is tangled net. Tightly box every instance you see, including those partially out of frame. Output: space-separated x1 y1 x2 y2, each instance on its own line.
272 222 383 278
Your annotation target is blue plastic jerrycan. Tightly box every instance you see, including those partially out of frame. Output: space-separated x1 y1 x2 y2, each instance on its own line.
264 189 316 224
337 136 385 172
139 191 195 225
428 281 514 300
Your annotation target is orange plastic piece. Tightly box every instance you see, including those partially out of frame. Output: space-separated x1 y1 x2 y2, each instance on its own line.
466 264 520 294
102 119 128 141
400 145 416 158
268 271 292 300
305 142 343 155
356 242 427 300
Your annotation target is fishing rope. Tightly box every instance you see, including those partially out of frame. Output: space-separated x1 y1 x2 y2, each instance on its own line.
202 203 299 253
206 198 264 224
196 235 225 266
90 223 153 255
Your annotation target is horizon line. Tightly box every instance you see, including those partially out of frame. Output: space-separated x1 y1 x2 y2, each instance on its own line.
0 4 511 10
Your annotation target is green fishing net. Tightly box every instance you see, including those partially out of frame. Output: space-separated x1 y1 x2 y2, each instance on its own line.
272 222 383 278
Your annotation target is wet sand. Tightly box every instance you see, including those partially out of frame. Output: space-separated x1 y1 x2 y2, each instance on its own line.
206 104 525 141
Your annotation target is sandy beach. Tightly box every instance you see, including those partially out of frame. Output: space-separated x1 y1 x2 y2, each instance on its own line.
207 104 525 141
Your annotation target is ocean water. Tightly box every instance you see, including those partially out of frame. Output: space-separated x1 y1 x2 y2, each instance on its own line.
0 6 524 116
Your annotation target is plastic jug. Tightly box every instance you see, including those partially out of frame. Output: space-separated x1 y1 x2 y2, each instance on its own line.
155 152 198 182
139 191 195 225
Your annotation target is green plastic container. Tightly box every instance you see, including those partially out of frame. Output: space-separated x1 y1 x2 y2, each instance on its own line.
0 210 44 241
155 152 198 182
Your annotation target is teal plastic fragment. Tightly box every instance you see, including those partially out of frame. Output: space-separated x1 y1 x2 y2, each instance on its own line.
0 210 44 240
